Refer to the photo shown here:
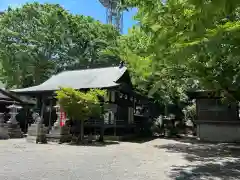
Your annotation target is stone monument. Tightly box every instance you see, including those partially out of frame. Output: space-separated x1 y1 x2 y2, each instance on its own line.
7 104 23 138
0 113 9 139
27 112 47 144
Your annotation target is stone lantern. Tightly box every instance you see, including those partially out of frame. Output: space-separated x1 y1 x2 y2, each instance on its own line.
0 112 9 139
7 104 22 124
7 103 23 138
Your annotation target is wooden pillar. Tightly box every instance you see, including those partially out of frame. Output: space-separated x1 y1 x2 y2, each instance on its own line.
36 95 42 113
24 105 29 134
114 112 116 136
98 96 105 142
48 99 52 132
40 97 45 124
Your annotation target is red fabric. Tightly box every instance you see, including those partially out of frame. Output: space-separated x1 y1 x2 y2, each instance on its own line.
60 120 64 127
60 108 66 127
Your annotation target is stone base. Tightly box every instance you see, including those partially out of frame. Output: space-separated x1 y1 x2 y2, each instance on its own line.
8 123 23 139
47 125 71 143
27 124 48 143
104 134 138 141
0 124 9 140
46 134 72 143
26 135 37 143
197 122 240 143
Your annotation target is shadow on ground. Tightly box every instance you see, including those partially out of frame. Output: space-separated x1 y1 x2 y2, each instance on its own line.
122 136 157 144
65 141 120 147
154 137 240 180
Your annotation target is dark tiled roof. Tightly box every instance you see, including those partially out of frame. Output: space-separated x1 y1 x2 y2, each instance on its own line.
0 89 23 104
0 91 11 100
12 66 127 93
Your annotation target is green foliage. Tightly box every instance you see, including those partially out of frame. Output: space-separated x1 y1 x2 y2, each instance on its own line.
0 3 119 88
104 16 192 104
3 0 240 107
183 103 196 121
55 87 106 121
103 27 153 96
118 0 240 101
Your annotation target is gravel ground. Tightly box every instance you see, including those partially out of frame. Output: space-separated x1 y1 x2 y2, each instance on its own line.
0 138 240 180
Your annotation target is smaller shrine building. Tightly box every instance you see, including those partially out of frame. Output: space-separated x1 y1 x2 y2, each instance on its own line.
188 90 240 142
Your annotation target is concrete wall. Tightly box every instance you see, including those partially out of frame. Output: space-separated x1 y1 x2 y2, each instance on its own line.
197 123 240 143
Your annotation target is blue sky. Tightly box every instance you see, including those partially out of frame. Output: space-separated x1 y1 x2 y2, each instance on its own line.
0 0 137 34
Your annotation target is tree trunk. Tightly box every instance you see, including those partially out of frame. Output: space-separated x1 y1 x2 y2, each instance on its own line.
98 117 104 142
98 103 104 142
37 97 47 144
80 120 84 141
99 126 104 142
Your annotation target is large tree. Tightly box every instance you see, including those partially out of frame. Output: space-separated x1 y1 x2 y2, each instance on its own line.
106 6 194 104
119 0 240 100
0 3 119 88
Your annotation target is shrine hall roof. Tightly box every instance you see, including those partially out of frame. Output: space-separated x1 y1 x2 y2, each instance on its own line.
0 88 25 104
0 89 12 100
11 66 127 93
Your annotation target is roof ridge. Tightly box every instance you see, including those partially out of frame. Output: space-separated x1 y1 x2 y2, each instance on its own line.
58 66 121 75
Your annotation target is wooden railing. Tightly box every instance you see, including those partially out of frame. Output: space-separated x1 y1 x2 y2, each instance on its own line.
115 119 125 125
84 119 101 125
84 118 127 126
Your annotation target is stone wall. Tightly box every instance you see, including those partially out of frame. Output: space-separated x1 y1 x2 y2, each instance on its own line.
197 123 240 142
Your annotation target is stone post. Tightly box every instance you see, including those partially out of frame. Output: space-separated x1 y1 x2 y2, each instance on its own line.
49 104 61 135
0 113 9 139
7 104 23 138
47 104 71 143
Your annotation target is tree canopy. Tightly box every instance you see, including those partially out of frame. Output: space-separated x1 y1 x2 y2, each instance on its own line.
0 3 120 88
114 0 240 102
2 0 240 104
56 87 106 121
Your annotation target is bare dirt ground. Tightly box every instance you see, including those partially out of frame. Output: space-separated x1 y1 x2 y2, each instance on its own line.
0 138 240 180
